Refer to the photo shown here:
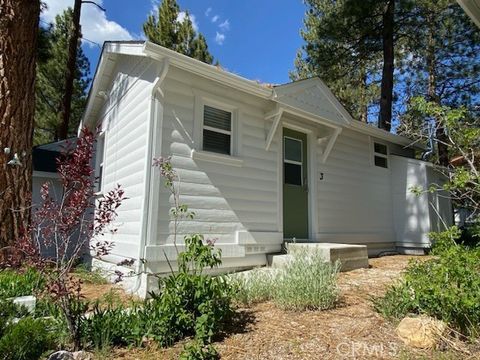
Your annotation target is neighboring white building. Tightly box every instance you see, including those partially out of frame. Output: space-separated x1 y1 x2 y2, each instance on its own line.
81 41 452 296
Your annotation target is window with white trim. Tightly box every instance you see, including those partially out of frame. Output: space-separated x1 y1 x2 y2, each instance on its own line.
202 105 232 155
373 142 388 168
95 134 105 192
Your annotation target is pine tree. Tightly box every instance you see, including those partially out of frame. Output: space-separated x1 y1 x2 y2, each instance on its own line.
399 0 480 164
144 0 214 64
292 0 383 124
35 9 90 145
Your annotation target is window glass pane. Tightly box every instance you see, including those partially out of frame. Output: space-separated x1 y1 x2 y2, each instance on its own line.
204 105 231 131
374 156 388 168
284 163 302 185
284 137 302 162
374 142 387 155
203 129 231 155
97 165 103 192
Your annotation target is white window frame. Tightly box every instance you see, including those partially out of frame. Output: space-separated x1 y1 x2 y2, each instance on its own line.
371 139 389 169
192 89 243 166
95 132 106 194
202 105 233 155
283 136 303 186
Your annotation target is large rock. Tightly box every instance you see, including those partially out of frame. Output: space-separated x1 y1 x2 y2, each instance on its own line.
396 316 447 349
47 351 75 360
73 351 94 360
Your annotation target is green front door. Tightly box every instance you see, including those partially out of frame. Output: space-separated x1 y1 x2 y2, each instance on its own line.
283 128 309 239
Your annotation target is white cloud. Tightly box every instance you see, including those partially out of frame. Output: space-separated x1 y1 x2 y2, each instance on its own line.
177 11 199 32
219 19 230 31
42 0 133 47
211 15 219 23
215 32 225 45
205 7 212 17
150 0 160 15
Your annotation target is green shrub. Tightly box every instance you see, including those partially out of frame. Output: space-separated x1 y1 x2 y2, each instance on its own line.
0 300 30 338
144 234 234 346
0 317 55 360
81 303 143 349
80 234 234 350
180 340 219 360
231 268 275 305
374 226 480 336
274 249 340 310
0 268 45 299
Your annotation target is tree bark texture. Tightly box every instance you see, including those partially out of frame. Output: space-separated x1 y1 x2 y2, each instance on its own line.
378 0 394 132
0 0 40 248
58 0 82 140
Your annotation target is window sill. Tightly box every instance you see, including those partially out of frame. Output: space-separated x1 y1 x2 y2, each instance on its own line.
191 149 244 167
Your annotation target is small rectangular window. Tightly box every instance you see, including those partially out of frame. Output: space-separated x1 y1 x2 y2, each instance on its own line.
96 134 105 192
284 136 303 186
373 142 388 168
203 105 232 155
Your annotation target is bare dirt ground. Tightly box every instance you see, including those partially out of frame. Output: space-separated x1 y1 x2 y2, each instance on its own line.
94 255 479 360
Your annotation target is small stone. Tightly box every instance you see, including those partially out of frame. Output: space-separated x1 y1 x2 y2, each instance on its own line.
47 351 75 360
72 351 94 360
396 316 447 349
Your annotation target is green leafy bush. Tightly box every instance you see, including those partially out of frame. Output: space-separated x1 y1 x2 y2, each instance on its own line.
374 226 480 336
0 300 30 338
80 234 233 354
0 317 55 360
81 303 143 349
144 234 233 346
180 340 219 360
0 268 45 299
233 249 340 311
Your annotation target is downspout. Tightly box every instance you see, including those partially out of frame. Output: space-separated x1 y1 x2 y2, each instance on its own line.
132 58 170 295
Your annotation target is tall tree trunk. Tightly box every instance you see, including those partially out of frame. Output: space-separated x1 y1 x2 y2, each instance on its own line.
425 12 449 166
0 0 40 248
359 63 368 123
58 0 82 140
378 0 395 132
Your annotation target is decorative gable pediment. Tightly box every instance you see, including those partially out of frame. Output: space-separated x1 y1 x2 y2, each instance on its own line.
273 78 352 126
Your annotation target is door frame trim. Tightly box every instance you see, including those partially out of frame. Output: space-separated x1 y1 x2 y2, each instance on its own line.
278 120 318 240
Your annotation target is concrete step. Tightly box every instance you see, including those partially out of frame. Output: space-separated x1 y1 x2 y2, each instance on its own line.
285 242 369 271
267 254 294 269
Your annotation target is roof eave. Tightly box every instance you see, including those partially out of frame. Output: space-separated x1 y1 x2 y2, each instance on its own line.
143 42 273 99
349 121 425 150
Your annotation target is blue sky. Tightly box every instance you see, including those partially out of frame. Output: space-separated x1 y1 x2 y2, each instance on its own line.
42 0 307 85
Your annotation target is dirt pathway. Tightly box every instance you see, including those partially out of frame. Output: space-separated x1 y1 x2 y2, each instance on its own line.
215 255 415 360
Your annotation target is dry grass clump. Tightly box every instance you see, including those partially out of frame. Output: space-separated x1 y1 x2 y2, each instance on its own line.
232 248 340 311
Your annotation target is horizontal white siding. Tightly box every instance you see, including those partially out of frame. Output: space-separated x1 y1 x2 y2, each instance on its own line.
96 56 158 259
154 68 280 246
316 128 397 254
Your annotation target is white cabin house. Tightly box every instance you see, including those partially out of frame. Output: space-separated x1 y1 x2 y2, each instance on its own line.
81 41 452 296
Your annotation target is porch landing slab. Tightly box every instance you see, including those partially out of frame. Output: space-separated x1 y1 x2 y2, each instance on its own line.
268 242 369 271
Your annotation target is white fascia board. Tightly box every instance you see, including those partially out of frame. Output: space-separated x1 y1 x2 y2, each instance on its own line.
279 102 343 130
143 42 273 99
80 42 147 130
349 121 425 150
